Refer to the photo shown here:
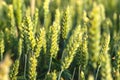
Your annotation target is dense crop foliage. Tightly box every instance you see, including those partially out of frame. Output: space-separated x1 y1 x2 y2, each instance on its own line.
0 0 120 80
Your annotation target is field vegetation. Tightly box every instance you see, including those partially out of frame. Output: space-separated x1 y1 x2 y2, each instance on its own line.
0 0 120 80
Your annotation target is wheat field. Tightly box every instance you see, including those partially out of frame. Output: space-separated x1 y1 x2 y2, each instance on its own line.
0 0 120 80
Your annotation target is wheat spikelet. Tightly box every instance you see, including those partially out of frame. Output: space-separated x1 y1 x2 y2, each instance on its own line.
8 5 16 34
31 28 46 79
114 49 120 80
72 26 88 70
8 4 19 39
9 38 22 80
28 55 37 80
61 25 83 70
61 6 71 40
22 16 36 51
13 0 22 30
58 25 83 80
54 9 61 28
33 8 39 33
8 5 15 27
50 25 59 58
42 31 47 53
43 0 51 30
100 52 113 80
50 9 60 58
35 27 45 58
100 19 113 80
88 3 104 69
9 60 19 80
113 33 120 80
21 16 37 80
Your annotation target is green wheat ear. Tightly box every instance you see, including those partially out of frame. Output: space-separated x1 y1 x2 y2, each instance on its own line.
35 27 46 58
61 6 72 40
28 27 46 80
9 38 22 80
49 25 59 58
88 3 104 70
50 9 60 58
61 25 83 70
18 38 22 58
13 0 23 30
8 5 17 37
9 60 19 80
114 49 120 80
72 10 89 68
113 33 120 80
58 25 83 80
22 16 37 80
100 49 113 80
43 0 51 31
47 9 61 73
28 55 37 80
100 19 113 80
22 15 36 51
112 21 120 80
72 25 88 71
0 31 4 61
33 8 39 33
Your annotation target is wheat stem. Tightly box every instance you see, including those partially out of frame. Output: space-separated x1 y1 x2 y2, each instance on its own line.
48 56 52 73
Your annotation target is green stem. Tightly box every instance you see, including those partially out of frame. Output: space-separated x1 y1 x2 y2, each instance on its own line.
95 64 101 80
71 67 76 80
48 56 52 73
58 69 63 80
78 65 81 80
